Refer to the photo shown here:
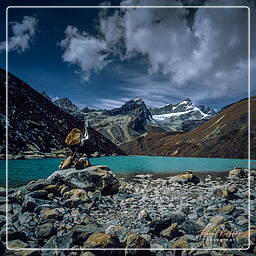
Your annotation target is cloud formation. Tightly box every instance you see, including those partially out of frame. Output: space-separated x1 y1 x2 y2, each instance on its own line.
60 25 109 81
0 15 38 53
60 0 253 106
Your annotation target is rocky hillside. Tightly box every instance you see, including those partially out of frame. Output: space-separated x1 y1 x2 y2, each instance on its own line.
81 98 163 146
150 98 217 130
0 68 125 156
120 97 256 159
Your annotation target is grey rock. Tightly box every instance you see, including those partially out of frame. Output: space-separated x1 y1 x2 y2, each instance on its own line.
48 166 120 195
43 233 73 249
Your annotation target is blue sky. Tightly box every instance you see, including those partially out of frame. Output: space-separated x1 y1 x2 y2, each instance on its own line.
0 0 255 110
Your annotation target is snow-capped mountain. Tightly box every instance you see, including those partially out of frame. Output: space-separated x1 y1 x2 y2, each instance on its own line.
150 98 217 130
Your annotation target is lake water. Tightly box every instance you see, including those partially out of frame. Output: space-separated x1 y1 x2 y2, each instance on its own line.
0 156 255 187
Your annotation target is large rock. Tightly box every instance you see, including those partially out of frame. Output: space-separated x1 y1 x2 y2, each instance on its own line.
125 233 150 255
65 128 81 146
228 167 246 179
149 214 186 236
83 233 123 256
48 166 120 195
171 172 200 185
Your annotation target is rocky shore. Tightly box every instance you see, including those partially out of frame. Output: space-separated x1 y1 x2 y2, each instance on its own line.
1 166 255 256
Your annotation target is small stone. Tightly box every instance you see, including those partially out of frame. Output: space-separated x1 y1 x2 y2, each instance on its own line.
138 210 152 221
8 239 29 248
43 234 73 249
0 187 6 197
43 209 60 219
160 223 179 240
210 216 227 225
171 236 189 248
37 223 56 239
21 196 37 212
217 205 236 215
80 253 97 256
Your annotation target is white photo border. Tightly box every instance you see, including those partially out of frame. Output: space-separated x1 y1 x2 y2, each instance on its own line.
5 5 251 252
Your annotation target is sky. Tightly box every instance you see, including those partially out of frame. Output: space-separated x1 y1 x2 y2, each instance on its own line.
0 0 255 110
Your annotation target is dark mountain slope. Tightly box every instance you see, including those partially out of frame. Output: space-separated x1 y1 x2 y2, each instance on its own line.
0 68 125 156
120 97 256 159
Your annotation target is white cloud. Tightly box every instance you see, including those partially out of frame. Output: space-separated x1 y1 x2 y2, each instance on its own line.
0 16 38 53
60 0 254 104
60 25 109 81
92 97 129 109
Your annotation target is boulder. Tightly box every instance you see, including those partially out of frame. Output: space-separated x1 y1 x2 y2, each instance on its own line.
65 128 81 146
72 225 104 245
159 223 179 240
171 172 200 185
83 233 123 256
48 166 120 196
228 168 245 179
149 214 186 236
125 233 150 255
214 185 238 199
37 223 56 240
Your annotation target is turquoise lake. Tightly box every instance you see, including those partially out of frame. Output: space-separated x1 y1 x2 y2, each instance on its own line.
0 156 255 187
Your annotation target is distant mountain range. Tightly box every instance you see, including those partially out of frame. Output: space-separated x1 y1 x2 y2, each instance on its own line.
120 97 256 159
0 68 125 156
51 95 217 145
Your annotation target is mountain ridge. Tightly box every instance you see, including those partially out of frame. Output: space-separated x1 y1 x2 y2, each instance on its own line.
120 97 255 159
0 68 125 156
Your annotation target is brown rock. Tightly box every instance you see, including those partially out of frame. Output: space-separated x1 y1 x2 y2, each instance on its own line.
210 216 227 225
83 233 123 255
228 168 245 179
160 223 179 240
171 236 189 248
8 239 29 249
125 233 150 255
43 209 60 219
217 205 235 214
173 172 200 184
60 156 73 170
65 128 81 146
